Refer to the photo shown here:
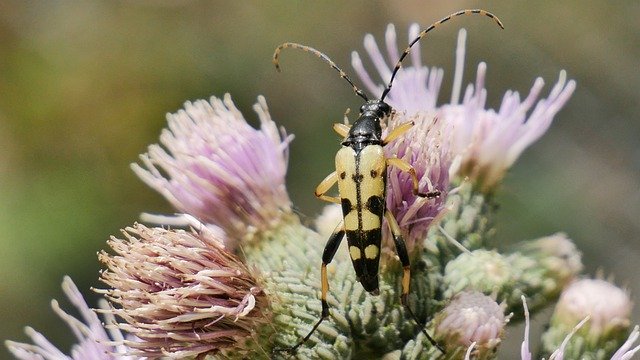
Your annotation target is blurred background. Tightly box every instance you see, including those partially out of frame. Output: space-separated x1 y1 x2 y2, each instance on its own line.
0 1 637 358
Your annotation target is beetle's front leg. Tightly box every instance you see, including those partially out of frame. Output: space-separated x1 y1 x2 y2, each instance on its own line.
332 123 350 138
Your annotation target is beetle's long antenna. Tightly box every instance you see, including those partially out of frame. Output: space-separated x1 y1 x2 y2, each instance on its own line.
380 9 504 101
274 42 369 102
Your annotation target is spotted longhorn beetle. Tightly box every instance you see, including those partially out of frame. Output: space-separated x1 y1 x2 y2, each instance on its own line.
273 9 503 354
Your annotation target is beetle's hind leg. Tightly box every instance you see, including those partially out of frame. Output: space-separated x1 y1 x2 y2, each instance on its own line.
384 210 445 354
274 221 345 356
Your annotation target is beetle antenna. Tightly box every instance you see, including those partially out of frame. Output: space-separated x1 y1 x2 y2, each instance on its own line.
274 42 369 102
380 9 504 101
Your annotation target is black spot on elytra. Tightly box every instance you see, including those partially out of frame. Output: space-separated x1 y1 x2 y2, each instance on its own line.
351 173 364 183
370 169 378 178
366 195 385 217
341 198 352 215
339 171 346 180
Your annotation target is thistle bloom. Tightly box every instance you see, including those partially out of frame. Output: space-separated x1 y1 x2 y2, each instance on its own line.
521 295 640 360
352 24 576 192
435 291 507 355
132 94 293 249
5 277 133 360
553 278 632 338
97 224 268 359
383 113 450 248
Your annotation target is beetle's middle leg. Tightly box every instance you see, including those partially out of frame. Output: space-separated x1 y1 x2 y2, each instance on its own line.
315 171 341 204
384 210 445 353
386 158 441 199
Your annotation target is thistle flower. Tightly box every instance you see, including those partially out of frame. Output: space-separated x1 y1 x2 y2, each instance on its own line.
541 278 634 359
352 24 576 192
97 223 269 359
5 277 134 360
383 113 451 249
552 279 632 338
434 291 507 357
521 295 640 360
132 94 293 249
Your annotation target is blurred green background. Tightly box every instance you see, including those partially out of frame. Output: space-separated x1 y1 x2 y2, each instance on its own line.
0 1 638 358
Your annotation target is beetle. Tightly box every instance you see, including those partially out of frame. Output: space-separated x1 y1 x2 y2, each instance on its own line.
273 9 503 354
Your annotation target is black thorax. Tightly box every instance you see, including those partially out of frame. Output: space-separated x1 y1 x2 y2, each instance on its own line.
341 100 391 153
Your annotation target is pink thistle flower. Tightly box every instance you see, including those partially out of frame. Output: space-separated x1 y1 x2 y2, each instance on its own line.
352 24 576 192
435 291 507 355
383 113 450 248
132 94 293 249
553 278 632 338
5 277 134 360
96 223 269 359
522 294 640 360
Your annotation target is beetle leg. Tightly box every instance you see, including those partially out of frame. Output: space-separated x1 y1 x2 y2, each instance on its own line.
386 158 441 198
315 171 341 204
343 108 351 125
382 121 414 145
384 210 411 300
285 221 345 354
333 123 351 138
384 210 445 354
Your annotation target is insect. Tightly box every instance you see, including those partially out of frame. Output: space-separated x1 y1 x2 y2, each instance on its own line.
273 9 503 354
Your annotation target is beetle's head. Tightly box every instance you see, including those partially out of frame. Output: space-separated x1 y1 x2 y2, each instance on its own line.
359 100 391 119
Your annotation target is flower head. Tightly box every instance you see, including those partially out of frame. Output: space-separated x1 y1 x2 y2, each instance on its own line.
352 24 576 192
553 278 632 338
97 223 269 359
383 113 450 248
5 277 133 360
132 94 293 249
435 291 507 356
522 295 640 360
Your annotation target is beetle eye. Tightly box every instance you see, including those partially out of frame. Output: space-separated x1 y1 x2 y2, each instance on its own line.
379 102 391 115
